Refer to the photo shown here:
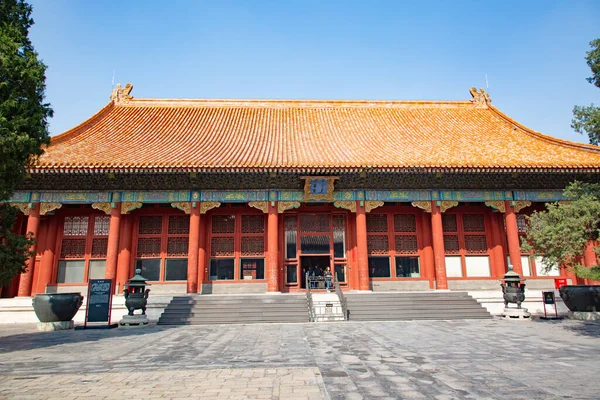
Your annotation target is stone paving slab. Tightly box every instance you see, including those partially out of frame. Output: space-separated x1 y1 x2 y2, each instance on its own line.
0 319 598 399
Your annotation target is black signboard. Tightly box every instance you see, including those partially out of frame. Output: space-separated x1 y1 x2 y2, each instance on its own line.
86 279 113 323
543 291 555 305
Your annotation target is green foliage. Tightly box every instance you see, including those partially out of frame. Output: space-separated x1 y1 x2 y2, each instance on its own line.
0 204 33 286
0 0 52 286
585 38 600 89
572 39 600 145
523 182 600 280
572 104 600 145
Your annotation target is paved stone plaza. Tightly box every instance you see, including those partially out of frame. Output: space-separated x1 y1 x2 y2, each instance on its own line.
0 319 599 399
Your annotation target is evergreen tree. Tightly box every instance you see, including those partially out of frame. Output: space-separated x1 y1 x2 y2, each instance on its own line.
572 39 600 144
0 0 52 286
523 182 600 280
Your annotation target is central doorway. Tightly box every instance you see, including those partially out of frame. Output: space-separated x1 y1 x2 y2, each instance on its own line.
300 256 330 289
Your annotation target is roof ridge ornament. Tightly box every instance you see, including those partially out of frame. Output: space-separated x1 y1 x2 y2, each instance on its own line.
110 83 133 104
469 87 491 108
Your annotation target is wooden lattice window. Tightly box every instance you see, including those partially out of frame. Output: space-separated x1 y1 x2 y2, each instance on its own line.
395 235 418 254
442 214 457 233
443 211 492 278
57 215 109 284
209 212 266 281
300 214 330 233
367 214 388 233
134 214 189 282
443 235 460 254
394 214 416 233
367 235 389 255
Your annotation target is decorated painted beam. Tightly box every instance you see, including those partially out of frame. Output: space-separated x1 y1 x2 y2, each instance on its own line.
6 189 568 204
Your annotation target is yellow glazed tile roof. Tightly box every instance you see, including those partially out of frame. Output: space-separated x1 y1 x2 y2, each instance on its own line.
33 86 600 173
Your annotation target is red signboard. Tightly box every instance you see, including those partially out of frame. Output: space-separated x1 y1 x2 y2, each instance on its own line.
554 278 567 289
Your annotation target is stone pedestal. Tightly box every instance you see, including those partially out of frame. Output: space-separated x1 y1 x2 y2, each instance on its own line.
568 311 600 321
501 307 531 320
119 314 149 328
37 321 74 331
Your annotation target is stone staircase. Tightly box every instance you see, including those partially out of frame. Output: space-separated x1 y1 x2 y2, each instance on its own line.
157 294 310 325
345 291 492 321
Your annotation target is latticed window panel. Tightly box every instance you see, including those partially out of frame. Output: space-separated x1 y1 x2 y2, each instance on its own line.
60 238 86 258
285 217 297 259
93 216 110 236
167 237 189 257
366 214 388 233
211 237 235 256
242 215 265 234
463 214 485 232
137 237 162 257
465 235 488 254
442 214 457 233
241 236 265 256
212 215 235 234
333 215 346 258
395 235 418 254
138 216 163 235
367 235 389 255
516 214 527 233
394 214 416 233
63 216 89 236
168 216 190 235
443 235 460 254
299 214 330 233
91 238 108 258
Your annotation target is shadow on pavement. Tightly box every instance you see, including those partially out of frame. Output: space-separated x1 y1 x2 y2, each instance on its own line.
0 323 178 353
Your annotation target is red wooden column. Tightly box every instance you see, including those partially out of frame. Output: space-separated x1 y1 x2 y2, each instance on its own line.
356 201 370 291
267 202 279 292
430 201 448 290
104 203 122 282
116 214 133 293
583 241 598 284
420 212 435 289
36 215 59 295
187 202 200 293
18 203 41 296
197 212 207 290
504 201 523 275
489 213 506 277
583 241 597 268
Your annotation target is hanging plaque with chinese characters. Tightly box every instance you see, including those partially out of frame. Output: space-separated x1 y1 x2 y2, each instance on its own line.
301 176 338 202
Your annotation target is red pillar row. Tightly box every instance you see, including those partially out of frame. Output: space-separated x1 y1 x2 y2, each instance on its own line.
504 200 523 275
267 202 279 292
198 213 207 289
36 216 59 294
489 212 507 277
18 203 41 296
116 214 133 293
430 201 448 290
355 201 370 290
187 203 200 293
104 203 122 282
420 212 435 289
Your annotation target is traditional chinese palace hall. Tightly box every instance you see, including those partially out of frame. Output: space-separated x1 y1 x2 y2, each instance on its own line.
3 84 600 298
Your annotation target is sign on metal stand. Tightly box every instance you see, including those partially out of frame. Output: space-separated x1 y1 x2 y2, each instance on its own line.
81 279 118 329
541 291 561 320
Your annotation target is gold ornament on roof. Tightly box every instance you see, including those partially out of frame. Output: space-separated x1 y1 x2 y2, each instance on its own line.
9 203 32 215
278 201 301 214
92 202 112 215
40 202 62 215
365 201 384 213
171 202 192 214
512 201 532 213
439 201 459 213
333 201 356 213
411 201 432 213
121 202 143 214
248 201 269 213
469 87 491 108
110 83 133 104
200 202 220 214
484 201 505 213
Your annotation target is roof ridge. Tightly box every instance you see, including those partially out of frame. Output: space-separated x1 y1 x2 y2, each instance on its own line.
117 97 475 109
487 105 600 154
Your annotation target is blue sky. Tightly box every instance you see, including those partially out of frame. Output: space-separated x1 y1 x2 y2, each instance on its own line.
29 0 599 144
